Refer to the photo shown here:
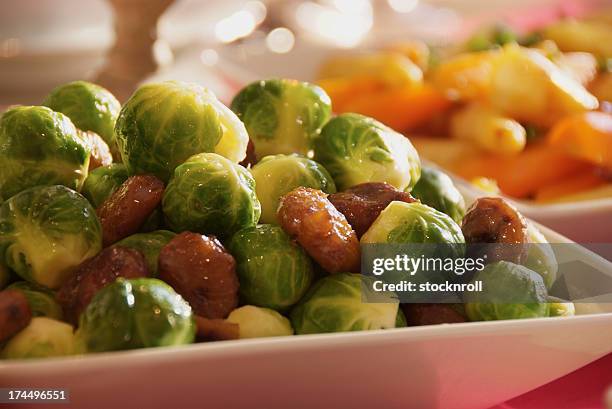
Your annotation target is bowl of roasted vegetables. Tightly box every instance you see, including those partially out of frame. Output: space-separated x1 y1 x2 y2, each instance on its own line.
317 15 612 240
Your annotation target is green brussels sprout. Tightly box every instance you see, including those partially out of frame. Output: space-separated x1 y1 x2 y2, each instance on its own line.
1 317 76 359
0 185 102 289
7 281 63 320
115 230 176 275
115 81 249 182
251 154 336 224
523 222 558 290
226 305 294 338
465 261 549 321
361 202 464 246
81 163 128 207
313 113 421 191
410 167 466 224
163 153 260 238
0 106 90 200
43 80 121 158
76 278 195 353
395 308 407 328
291 273 398 334
228 225 314 310
231 79 332 158
547 296 575 317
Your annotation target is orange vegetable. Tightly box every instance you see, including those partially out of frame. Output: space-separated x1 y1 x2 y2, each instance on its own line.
338 84 451 131
317 76 384 113
547 111 612 168
534 170 607 202
454 144 592 198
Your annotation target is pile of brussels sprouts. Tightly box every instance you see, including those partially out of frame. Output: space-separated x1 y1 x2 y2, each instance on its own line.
0 78 572 360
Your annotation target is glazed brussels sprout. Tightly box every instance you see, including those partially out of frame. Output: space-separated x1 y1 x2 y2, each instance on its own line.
361 202 465 246
410 167 466 224
43 80 121 158
226 305 294 338
163 153 261 238
547 296 575 317
523 223 558 290
291 273 398 334
77 278 195 353
2 317 76 359
0 106 90 200
313 113 421 191
115 81 249 182
0 185 102 289
7 281 63 320
228 225 314 310
231 79 332 158
81 163 128 207
115 230 176 275
465 261 549 321
250 154 336 224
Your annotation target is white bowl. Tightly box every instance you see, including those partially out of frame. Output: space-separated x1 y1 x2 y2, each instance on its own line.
2 191 611 409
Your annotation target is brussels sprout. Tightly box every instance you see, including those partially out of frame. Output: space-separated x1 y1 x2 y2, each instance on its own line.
395 308 407 328
465 261 549 321
115 81 248 182
1 317 75 359
290 273 398 334
547 296 575 317
43 80 121 158
410 167 466 224
0 185 102 289
7 281 63 320
231 79 332 158
228 225 314 310
81 163 128 207
361 202 464 246
251 154 336 224
0 106 90 200
313 113 421 191
76 278 195 353
115 230 176 275
226 305 294 338
523 222 558 290
163 153 260 238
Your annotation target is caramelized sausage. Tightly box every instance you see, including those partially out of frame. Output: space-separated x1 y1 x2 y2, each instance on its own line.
195 316 239 342
158 232 239 319
97 175 165 246
329 182 416 237
277 187 360 273
402 303 466 326
58 246 149 324
461 197 528 264
0 289 31 342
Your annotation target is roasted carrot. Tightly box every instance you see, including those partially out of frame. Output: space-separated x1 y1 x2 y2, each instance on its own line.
454 144 592 198
547 111 612 168
339 84 451 131
534 170 607 202
317 76 384 113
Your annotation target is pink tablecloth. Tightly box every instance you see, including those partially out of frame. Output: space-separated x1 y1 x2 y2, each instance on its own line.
490 353 612 409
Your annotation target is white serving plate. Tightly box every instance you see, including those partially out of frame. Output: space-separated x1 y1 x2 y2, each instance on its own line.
2 190 612 409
